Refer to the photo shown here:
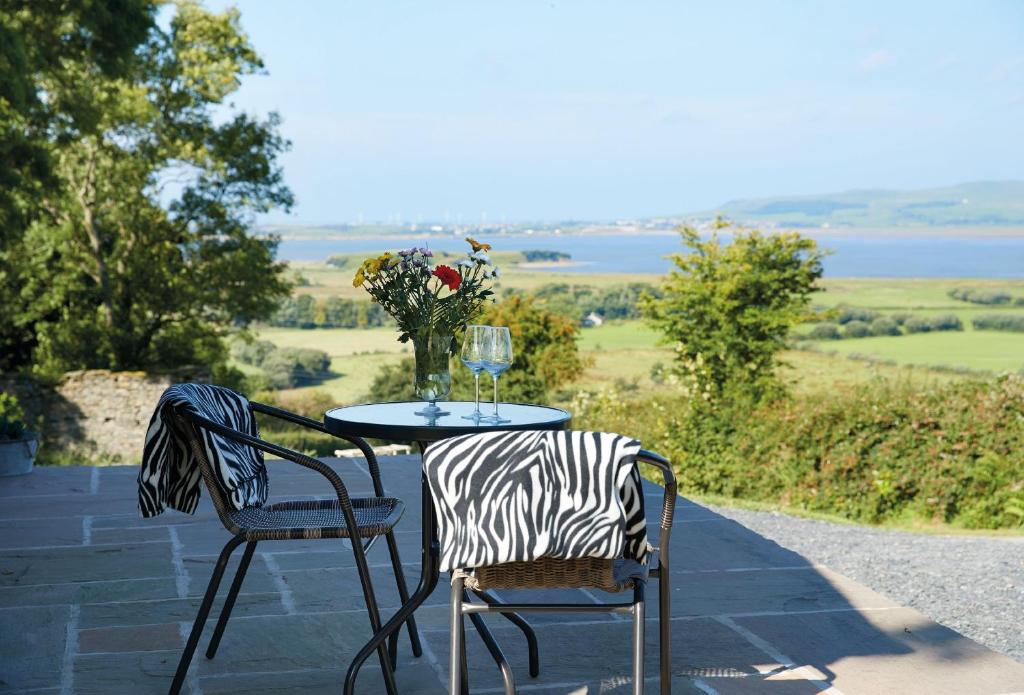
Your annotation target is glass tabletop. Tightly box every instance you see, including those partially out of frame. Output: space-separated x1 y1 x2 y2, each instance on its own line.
324 401 572 443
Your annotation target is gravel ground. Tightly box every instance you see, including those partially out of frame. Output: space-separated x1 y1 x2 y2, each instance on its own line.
707 504 1024 663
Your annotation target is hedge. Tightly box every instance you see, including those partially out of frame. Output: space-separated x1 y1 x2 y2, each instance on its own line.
949 288 1013 305
972 313 1024 333
903 314 962 333
571 376 1024 529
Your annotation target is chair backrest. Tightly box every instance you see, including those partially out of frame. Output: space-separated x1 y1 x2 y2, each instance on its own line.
424 429 648 573
168 405 262 535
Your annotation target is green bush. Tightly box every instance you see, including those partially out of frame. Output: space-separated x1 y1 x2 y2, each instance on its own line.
808 323 841 340
260 347 332 389
890 312 914 326
0 393 27 440
843 320 871 339
231 339 276 366
904 314 963 333
572 376 1024 529
869 316 901 336
837 306 879 324
972 314 1024 332
642 224 823 402
949 288 1012 305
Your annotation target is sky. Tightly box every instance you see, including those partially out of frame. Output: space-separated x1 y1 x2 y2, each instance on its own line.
205 1 1024 224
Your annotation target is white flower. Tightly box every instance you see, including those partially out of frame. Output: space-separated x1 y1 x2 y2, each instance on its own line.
491 267 501 278
470 251 490 264
455 259 473 268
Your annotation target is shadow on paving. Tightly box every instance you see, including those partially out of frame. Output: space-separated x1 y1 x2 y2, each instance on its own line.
1 456 1023 694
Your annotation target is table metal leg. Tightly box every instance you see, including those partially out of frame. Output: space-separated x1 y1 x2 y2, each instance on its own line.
344 472 439 695
344 440 526 695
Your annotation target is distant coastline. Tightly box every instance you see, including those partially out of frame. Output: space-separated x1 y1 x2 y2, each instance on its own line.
261 224 1024 242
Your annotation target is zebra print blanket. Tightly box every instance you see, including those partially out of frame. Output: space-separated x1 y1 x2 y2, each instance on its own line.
138 384 268 518
424 430 647 573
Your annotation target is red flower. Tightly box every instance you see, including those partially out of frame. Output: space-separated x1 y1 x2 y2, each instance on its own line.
432 265 461 290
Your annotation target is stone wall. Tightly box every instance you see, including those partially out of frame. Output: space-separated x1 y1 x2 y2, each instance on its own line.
0 369 208 463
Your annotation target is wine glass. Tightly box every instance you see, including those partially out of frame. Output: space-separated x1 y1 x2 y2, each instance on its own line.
460 325 490 420
482 326 513 423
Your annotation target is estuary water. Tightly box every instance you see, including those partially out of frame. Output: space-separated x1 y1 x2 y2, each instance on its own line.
276 233 1024 278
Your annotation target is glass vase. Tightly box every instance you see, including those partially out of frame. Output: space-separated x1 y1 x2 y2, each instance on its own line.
412 332 452 418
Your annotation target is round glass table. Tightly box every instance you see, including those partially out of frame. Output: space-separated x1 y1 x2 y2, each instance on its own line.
324 400 571 694
324 400 572 444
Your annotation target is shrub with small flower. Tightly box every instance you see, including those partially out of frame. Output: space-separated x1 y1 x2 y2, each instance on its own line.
353 237 499 342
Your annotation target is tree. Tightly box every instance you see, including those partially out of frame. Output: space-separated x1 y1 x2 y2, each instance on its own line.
641 221 823 401
4 2 292 375
0 0 157 368
470 295 585 401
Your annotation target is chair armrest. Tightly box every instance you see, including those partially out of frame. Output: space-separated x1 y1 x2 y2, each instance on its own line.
250 401 388 497
637 449 676 571
251 401 328 432
182 411 365 540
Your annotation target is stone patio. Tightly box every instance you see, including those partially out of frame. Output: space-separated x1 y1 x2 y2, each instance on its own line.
3 458 1024 694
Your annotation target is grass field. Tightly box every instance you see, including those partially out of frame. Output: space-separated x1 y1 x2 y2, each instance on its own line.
809 331 1024 373
815 278 1024 309
805 278 1024 372
247 274 1024 404
249 316 969 405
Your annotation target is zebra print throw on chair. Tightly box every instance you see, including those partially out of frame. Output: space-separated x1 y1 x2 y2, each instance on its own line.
423 430 647 573
138 384 268 518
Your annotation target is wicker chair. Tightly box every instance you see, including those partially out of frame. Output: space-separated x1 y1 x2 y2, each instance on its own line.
165 401 420 695
447 449 676 695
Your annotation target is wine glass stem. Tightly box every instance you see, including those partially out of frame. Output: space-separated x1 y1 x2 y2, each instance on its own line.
492 374 499 417
474 372 481 414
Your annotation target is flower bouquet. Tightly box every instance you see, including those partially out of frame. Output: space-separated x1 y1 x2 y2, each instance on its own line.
353 237 498 414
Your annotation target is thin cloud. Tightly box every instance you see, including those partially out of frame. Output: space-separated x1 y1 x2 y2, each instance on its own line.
859 49 895 73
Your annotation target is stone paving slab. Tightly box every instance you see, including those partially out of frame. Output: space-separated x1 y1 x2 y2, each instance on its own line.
3 458 1024 694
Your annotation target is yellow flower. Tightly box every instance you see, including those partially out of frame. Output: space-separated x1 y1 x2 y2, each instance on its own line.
365 259 382 274
465 236 491 253
352 268 366 287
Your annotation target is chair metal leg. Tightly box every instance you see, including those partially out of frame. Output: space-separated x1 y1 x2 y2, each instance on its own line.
169 536 243 695
350 540 400 695
449 576 465 695
205 539 256 659
658 566 671 695
633 582 646 695
474 588 540 678
465 601 516 695
385 529 423 657
459 619 469 695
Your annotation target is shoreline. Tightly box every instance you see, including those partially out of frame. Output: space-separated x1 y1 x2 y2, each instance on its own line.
262 225 1024 242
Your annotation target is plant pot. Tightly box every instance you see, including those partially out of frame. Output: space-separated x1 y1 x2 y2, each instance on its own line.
0 433 38 477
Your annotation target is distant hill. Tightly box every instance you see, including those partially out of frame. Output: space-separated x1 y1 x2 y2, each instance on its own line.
697 181 1024 228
